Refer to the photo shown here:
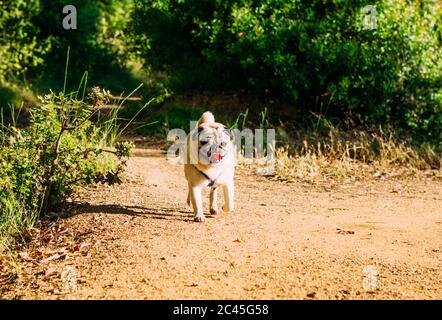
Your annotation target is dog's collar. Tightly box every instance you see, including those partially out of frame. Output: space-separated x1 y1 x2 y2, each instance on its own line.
193 165 222 187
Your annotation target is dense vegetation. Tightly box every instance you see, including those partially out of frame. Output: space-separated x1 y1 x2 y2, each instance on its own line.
130 0 442 144
1 0 441 144
0 0 136 95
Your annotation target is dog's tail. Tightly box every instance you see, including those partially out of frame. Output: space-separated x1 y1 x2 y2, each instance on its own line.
198 111 215 125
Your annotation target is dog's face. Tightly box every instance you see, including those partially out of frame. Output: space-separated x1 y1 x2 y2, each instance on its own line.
193 125 233 165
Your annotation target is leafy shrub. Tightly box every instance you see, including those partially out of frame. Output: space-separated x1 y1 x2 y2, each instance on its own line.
31 0 138 92
0 0 51 84
0 87 132 250
0 0 138 94
130 0 442 144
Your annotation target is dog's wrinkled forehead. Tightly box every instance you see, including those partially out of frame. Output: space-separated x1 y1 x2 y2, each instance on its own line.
193 125 232 143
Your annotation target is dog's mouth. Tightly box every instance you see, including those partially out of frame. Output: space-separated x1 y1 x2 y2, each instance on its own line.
207 149 223 162
198 139 229 164
201 143 227 163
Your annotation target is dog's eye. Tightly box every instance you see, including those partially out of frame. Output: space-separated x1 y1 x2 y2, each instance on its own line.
200 140 209 145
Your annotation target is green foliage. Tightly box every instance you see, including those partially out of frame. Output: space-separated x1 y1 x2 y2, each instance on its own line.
0 87 132 247
129 0 242 90
31 0 139 92
0 0 51 84
130 0 442 144
0 0 138 94
0 87 22 111
1 0 441 144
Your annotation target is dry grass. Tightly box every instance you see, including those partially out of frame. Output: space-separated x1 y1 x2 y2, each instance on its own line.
271 115 441 183
258 116 442 181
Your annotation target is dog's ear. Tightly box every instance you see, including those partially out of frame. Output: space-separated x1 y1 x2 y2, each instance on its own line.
192 126 205 140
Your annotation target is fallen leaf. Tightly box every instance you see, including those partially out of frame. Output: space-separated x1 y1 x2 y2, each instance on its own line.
18 252 33 261
33 250 44 258
47 247 67 255
42 234 54 243
233 239 241 243
40 253 66 264
45 266 58 277
74 243 90 252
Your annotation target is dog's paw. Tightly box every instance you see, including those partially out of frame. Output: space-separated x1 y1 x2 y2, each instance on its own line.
210 208 219 215
194 215 206 222
222 205 234 213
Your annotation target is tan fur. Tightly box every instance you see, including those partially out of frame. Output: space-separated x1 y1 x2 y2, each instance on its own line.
184 111 235 222
198 111 215 125
198 111 225 129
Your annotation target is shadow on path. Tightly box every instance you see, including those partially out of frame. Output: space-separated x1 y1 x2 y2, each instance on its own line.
65 202 197 222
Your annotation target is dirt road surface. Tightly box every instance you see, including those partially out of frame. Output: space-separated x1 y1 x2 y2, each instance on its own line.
2 142 442 299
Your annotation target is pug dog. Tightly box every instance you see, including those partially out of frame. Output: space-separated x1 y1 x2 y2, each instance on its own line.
184 111 235 222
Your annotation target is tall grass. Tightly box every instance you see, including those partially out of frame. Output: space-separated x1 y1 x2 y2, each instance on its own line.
274 114 441 182
0 103 38 261
226 109 440 181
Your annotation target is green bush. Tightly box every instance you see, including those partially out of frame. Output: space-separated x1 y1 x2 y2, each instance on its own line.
0 87 132 250
0 0 51 84
0 0 138 94
31 0 138 92
130 0 442 144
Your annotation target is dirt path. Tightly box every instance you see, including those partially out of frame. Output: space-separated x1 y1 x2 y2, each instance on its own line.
3 143 442 299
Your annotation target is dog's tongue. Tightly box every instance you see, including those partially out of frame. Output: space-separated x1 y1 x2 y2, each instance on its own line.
210 151 222 161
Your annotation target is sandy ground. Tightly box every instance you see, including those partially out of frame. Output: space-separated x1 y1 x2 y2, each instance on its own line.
1 143 442 300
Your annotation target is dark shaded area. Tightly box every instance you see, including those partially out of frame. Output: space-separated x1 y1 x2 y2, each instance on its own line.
64 202 195 222
29 0 140 94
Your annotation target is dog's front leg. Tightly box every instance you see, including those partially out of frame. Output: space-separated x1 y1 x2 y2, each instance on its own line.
189 185 205 222
209 187 219 215
222 181 234 213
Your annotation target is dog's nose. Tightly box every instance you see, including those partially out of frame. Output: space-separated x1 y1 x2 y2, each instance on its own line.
208 147 223 161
